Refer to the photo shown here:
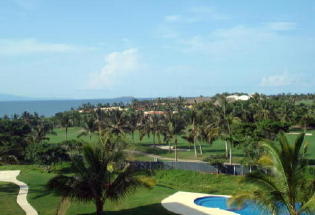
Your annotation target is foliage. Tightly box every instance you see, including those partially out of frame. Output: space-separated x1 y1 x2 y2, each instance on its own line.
25 143 70 165
0 118 31 160
229 133 315 215
47 136 153 215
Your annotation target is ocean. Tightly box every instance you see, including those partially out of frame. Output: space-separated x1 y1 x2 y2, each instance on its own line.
0 98 134 117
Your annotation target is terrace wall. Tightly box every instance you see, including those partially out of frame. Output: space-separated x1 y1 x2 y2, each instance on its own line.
130 161 258 175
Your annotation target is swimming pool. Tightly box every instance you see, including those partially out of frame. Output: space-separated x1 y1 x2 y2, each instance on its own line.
194 196 267 215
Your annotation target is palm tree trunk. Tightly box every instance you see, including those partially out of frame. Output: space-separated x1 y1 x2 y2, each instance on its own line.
56 197 71 215
198 142 203 155
193 137 197 158
304 122 307 132
168 140 171 152
95 199 104 215
132 131 135 142
174 138 178 162
225 141 228 158
229 142 232 164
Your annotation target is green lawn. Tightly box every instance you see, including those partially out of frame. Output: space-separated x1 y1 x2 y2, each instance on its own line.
0 182 25 215
47 127 315 162
295 99 314 105
0 164 256 215
48 127 99 144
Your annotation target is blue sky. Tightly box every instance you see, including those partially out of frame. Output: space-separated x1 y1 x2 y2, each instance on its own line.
0 0 314 99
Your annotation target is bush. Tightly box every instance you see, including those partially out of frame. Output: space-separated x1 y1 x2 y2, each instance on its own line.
25 143 70 165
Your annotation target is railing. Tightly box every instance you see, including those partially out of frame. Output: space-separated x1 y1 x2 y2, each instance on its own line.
130 161 258 175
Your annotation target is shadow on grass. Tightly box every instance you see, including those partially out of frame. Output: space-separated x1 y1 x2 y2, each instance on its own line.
53 166 73 174
138 144 170 155
27 185 53 199
0 183 19 195
77 203 177 215
202 149 226 153
155 184 176 190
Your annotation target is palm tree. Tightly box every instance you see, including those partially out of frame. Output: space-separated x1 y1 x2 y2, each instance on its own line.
165 112 186 161
299 107 315 132
146 114 165 147
47 135 153 215
103 110 131 136
28 119 55 144
126 110 141 142
60 114 73 140
77 116 97 141
229 133 315 215
184 108 199 157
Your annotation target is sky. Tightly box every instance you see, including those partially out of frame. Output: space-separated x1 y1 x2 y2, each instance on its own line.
0 0 315 99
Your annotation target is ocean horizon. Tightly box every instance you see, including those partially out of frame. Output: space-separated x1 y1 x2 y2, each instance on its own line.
0 98 134 117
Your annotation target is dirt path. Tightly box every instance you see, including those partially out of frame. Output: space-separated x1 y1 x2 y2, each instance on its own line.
126 150 207 163
0 170 38 215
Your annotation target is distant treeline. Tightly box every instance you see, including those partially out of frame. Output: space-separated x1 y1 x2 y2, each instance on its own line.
0 93 314 166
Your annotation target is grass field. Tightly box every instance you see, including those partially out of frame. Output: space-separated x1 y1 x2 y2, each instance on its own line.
0 182 25 215
0 165 255 215
295 99 314 105
47 127 315 162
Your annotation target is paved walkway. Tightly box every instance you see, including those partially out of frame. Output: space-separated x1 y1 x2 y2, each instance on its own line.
127 150 207 163
0 170 38 215
161 191 239 215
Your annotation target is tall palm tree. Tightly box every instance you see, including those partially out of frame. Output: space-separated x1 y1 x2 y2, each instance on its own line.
47 135 153 215
165 112 186 161
77 116 97 141
184 108 199 157
103 110 131 136
147 114 165 147
229 133 315 215
299 107 315 132
126 110 141 142
60 114 73 141
28 119 55 144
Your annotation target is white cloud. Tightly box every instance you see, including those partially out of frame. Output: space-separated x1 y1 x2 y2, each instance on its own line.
177 22 300 59
260 74 294 87
163 6 228 25
265 22 296 31
0 38 82 55
156 25 179 38
11 0 41 10
164 15 182 23
189 6 229 21
88 49 141 89
179 25 277 58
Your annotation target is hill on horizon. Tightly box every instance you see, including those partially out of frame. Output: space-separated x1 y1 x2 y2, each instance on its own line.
0 93 138 102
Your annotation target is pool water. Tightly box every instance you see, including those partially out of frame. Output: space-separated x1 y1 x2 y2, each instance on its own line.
194 196 267 215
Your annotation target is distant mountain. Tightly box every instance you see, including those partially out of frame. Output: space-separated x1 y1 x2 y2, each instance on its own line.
0 96 142 116
0 94 138 102
0 94 34 101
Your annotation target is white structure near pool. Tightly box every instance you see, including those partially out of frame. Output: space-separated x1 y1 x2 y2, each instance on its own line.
161 192 237 215
162 191 267 215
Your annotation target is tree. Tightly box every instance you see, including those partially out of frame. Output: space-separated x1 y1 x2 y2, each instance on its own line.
229 133 315 215
28 119 54 145
47 135 153 215
215 97 241 164
77 116 97 140
0 118 32 160
183 108 199 157
164 112 186 161
102 110 131 136
60 113 73 140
